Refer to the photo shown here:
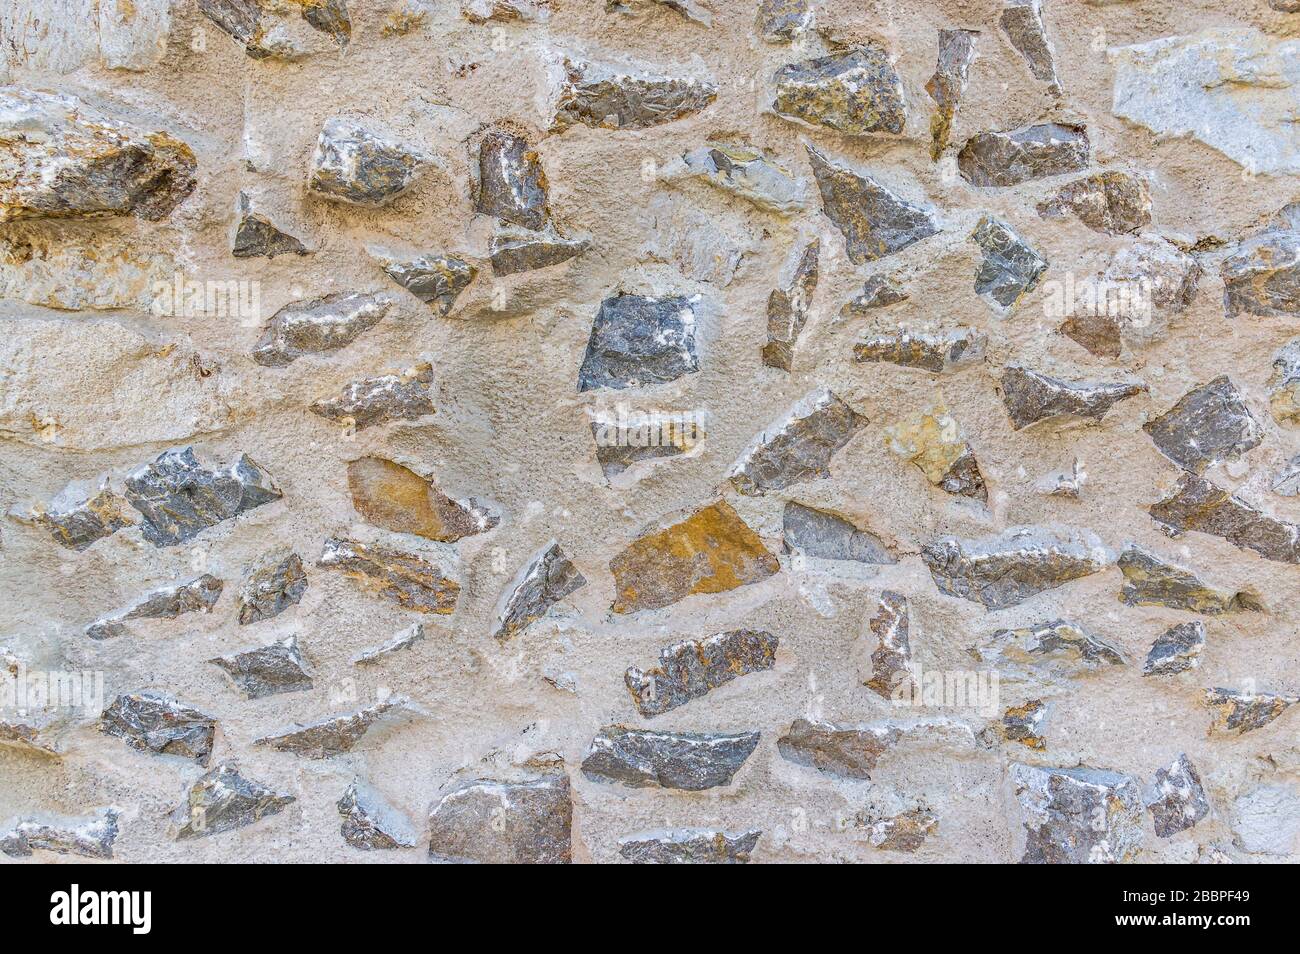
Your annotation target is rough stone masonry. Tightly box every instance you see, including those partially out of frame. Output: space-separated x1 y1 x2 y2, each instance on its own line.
0 0 1298 864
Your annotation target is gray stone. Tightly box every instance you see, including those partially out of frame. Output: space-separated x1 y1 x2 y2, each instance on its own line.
1150 471 1300 564
551 57 717 131
24 482 136 551
1118 544 1260 614
475 128 549 230
169 762 295 839
308 118 428 206
309 364 436 431
619 828 761 863
232 191 308 258
1143 621 1205 676
428 773 572 863
338 781 418 849
255 695 422 758
493 541 587 641
756 0 810 42
577 293 699 391
1000 0 1060 93
858 807 937 853
1270 338 1300 425
317 537 461 613
86 573 224 639
210 634 314 699
1143 376 1263 473
1000 700 1048 750
1273 454 1300 496
976 619 1127 675
999 366 1144 430
0 808 119 859
100 691 217 765
761 240 819 370
352 623 425 665
200 0 351 57
778 718 974 779
970 217 1048 309
606 0 711 25
1147 753 1210 838
0 88 196 222
1221 230 1300 318
865 590 912 699
730 388 866 495
922 526 1110 610
660 144 809 215
625 629 778 717
369 248 475 315
590 408 703 480
840 274 908 314
238 552 307 625
807 144 940 263
581 725 759 790
772 46 906 136
782 501 894 564
123 447 281 547
1036 172 1152 235
1205 687 1298 735
958 123 1090 187
1012 764 1144 863
252 292 393 367
853 328 985 372
926 28 979 160
490 223 589 276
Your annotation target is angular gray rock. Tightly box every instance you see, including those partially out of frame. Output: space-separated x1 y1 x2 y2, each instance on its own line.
308 118 428 206
970 216 1048 309
232 191 309 258
756 0 810 42
86 573 224 640
1273 454 1300 497
1036 172 1151 236
976 619 1126 676
589 409 702 479
1221 230 1300 318
1117 545 1260 614
1147 754 1210 838
922 526 1110 609
209 634 314 699
1012 764 1144 863
926 28 979 160
761 240 819 370
625 629 778 717
782 501 894 564
238 552 307 625
317 537 460 613
865 590 912 699
199 0 352 57
1270 338 1300 425
551 57 717 131
169 762 295 839
428 773 572 863
100 691 217 765
661 144 809 215
1143 376 1263 473
338 781 418 849
0 808 119 859
1205 687 1298 735
577 293 700 391
489 223 590 276
807 144 940 263
0 89 196 222
840 274 908 313
1143 621 1205 676
771 46 906 136
23 483 135 551
859 807 938 853
776 718 975 779
123 447 280 547
352 623 425 665
254 695 422 758
1000 0 1060 93
999 366 1144 430
730 388 866 495
581 725 759 790
251 292 393 367
475 128 549 229
619 828 761 863
493 541 587 641
958 123 1090 187
1149 471 1300 564
853 328 985 372
369 248 475 315
309 364 435 431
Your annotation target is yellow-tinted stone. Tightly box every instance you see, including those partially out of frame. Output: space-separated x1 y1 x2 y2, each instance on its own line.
348 457 496 542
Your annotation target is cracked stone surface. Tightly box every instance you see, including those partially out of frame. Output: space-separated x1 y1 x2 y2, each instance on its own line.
1143 621 1206 677
1012 764 1144 863
778 718 974 780
1147 754 1210 838
661 143 809 215
581 725 759 790
625 628 778 716
771 46 907 136
864 590 912 699
1036 172 1151 235
490 223 589 276
860 807 938 853
886 405 988 502
999 366 1144 430
730 388 866 495
958 123 1090 187
619 828 761 863
840 274 908 314
428 773 572 863
578 293 699 392
100 691 217 765
210 634 314 699
1000 0 1060 93
970 216 1048 310
232 191 309 258
494 541 586 640
475 128 549 229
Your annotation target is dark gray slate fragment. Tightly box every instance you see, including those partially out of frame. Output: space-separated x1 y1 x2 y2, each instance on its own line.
619 828 761 863
310 366 435 430
958 123 1089 187
123 447 281 547
841 274 907 314
970 216 1047 309
209 635 313 699
238 552 307 625
308 118 427 206
1143 376 1263 473
494 541 587 641
100 691 217 765
254 696 420 758
1205 687 1298 735
922 526 1109 609
1147 754 1210 838
730 388 866 494
854 328 984 372
782 501 894 564
1149 471 1300 564
762 239 819 370
999 366 1144 430
338 782 418 849
475 129 549 229
1221 230 1300 318
1012 764 1143 863
29 486 135 551
1143 621 1205 676
552 58 717 131
371 250 475 315
317 537 460 613
1000 0 1060 92
926 28 979 160
756 0 810 42
807 144 940 263
581 725 759 790
625 629 778 717
86 573 224 639
252 292 392 367
0 809 119 859
771 46 906 136
490 224 589 276
865 590 912 699
428 773 572 863
777 718 901 779
232 192 309 258
1036 172 1151 235
578 293 699 391
169 762 295 839
1117 545 1259 615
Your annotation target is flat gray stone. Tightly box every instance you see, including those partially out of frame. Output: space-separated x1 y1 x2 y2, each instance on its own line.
308 118 428 206
730 388 866 494
86 573 223 639
1143 376 1262 473
970 216 1047 309
338 781 418 849
761 240 819 370
552 57 717 131
581 725 759 790
840 274 908 314
578 293 700 391
489 223 589 276
1143 621 1205 676
475 128 549 229
369 248 475 315
352 623 425 665
778 718 974 779
254 695 422 758
958 122 1090 187
237 552 307 625
309 364 435 431
428 773 571 863
0 808 119 859
625 629 778 717
252 292 393 367
232 191 309 258
100 691 217 765
1149 471 1300 564
1118 544 1259 614
210 634 314 699
619 828 760 863
1012 764 1143 863
169 762 295 839
493 541 586 641
999 366 1144 430
782 501 894 564
1147 753 1210 838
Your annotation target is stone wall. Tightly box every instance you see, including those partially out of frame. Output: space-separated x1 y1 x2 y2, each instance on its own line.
1 0 1299 863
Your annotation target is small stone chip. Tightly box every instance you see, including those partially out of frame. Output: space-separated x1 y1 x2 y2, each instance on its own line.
970 216 1047 310
1143 621 1205 676
255 696 422 758
864 590 913 699
761 239 820 371
252 292 393 367
1036 172 1152 235
169 762 295 840
232 191 309 258
730 388 866 495
1147 753 1210 838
